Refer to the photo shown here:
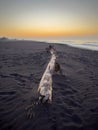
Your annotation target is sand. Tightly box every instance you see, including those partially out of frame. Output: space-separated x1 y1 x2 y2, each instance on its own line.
0 40 98 130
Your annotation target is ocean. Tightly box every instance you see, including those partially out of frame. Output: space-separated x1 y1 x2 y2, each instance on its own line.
44 40 98 51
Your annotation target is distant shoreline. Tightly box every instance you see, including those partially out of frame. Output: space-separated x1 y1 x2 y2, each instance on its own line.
0 37 98 51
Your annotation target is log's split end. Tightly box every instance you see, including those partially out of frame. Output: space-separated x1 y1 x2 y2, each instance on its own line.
38 45 61 104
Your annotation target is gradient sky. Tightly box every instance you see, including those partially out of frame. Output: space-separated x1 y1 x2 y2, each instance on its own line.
0 0 98 40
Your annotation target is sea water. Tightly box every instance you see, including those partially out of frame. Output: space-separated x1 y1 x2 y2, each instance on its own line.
45 40 98 51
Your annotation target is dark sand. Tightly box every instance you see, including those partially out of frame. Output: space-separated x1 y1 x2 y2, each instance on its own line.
0 40 98 130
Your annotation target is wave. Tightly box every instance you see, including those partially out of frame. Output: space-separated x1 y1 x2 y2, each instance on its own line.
67 42 98 51
45 40 98 51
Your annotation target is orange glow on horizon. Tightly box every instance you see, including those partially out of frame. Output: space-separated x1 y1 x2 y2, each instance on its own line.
0 26 98 38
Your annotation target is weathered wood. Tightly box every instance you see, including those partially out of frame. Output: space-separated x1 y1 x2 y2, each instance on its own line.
38 47 56 103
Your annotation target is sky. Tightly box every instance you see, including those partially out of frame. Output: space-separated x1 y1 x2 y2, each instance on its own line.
0 0 98 40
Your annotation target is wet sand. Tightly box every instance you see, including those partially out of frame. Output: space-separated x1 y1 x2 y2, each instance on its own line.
0 40 98 130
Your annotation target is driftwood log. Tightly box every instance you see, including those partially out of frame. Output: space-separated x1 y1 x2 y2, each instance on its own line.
38 46 56 103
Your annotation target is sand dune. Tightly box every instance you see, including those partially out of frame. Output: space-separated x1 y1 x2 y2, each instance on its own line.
0 40 98 130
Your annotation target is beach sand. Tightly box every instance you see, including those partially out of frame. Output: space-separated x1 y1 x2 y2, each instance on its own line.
0 40 98 130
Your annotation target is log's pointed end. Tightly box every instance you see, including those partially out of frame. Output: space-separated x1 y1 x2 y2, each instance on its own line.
46 45 56 55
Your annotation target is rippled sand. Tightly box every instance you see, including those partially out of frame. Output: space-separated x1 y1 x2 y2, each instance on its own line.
0 40 98 130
